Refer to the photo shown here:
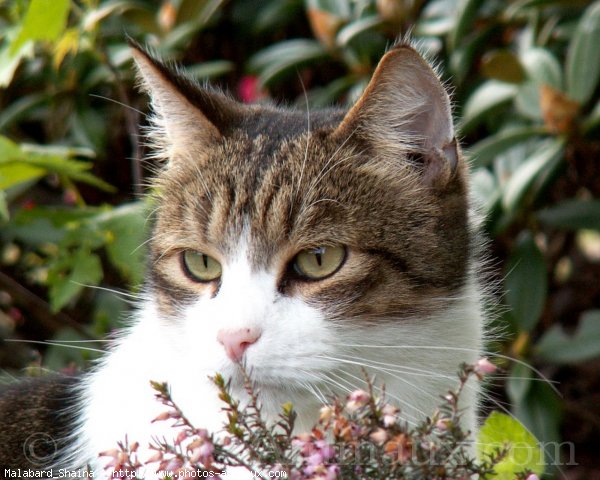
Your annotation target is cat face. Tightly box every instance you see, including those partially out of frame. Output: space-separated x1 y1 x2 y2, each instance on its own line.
131 43 480 426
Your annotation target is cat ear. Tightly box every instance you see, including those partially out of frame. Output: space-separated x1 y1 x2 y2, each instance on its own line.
130 44 240 162
334 44 459 187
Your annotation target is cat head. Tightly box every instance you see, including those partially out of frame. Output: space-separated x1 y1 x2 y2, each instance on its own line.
131 42 478 423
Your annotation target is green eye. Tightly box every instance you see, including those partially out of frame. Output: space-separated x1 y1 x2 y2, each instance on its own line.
182 250 222 282
293 246 346 280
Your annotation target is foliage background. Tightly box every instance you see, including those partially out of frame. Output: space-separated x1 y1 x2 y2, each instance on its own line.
0 0 599 478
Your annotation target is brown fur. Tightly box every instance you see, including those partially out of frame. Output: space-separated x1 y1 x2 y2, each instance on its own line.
0 375 78 469
132 44 472 326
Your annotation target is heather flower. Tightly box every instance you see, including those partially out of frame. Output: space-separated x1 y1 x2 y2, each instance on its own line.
319 405 334 423
381 403 399 427
103 363 534 479
475 357 497 376
435 418 450 431
345 389 369 412
369 427 388 445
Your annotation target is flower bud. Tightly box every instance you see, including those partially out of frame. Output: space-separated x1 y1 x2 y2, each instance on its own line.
475 357 497 376
370 428 388 445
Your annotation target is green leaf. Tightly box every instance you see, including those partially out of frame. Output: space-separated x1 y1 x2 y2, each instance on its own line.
306 0 351 18
537 199 600 231
469 126 548 168
512 382 562 463
459 81 518 134
502 137 564 212
305 75 357 108
566 0 600 104
0 135 24 159
471 167 500 214
505 231 547 332
0 191 8 222
0 93 50 131
336 15 382 47
0 136 112 192
583 97 600 134
514 81 542 120
477 411 545 479
249 39 328 86
506 362 533 405
536 310 600 363
449 0 483 50
43 329 101 370
520 47 562 90
0 34 34 87
186 60 234 80
96 202 148 285
48 248 103 312
0 162 46 190
82 1 144 31
416 0 456 36
481 50 525 84
11 0 71 54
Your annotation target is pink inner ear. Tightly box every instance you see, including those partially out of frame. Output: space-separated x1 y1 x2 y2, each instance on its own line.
443 139 458 172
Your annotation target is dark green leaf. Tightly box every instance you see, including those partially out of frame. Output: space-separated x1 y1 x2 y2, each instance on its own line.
96 202 148 285
537 199 600 231
520 47 562 90
471 168 500 213
481 50 525 84
506 362 533 405
248 39 328 86
449 0 483 50
416 0 456 36
186 61 234 80
469 126 548 168
583 98 600 134
514 81 542 120
505 231 547 332
536 310 600 363
513 381 562 456
336 15 382 47
43 329 102 370
502 138 564 212
566 0 600 104
48 248 103 312
458 81 518 134
0 191 8 222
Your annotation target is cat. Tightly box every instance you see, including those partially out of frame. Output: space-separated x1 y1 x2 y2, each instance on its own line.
0 41 485 478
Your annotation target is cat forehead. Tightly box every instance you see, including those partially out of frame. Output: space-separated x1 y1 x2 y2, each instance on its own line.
238 107 346 140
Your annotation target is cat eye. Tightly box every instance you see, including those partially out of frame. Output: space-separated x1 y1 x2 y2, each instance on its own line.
182 250 222 282
292 246 346 280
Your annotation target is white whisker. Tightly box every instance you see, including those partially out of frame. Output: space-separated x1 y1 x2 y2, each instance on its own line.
5 339 105 354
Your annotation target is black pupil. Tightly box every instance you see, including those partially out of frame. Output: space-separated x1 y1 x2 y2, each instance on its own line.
202 254 209 269
313 247 325 267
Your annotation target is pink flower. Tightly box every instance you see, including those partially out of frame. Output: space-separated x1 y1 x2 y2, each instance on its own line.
475 357 497 376
382 403 399 427
435 418 450 431
349 389 370 403
316 442 335 460
238 75 266 103
326 464 339 479
370 428 388 445
346 389 370 412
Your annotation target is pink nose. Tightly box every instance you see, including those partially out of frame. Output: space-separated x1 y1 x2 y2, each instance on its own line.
217 327 261 362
